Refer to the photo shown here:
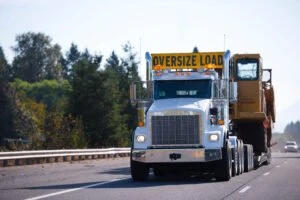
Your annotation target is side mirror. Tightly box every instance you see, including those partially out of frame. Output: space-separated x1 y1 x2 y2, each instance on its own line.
210 107 218 115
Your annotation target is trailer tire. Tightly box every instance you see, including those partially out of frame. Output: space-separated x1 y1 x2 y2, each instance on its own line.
265 147 272 165
244 144 254 172
131 159 149 181
215 142 232 181
237 140 243 175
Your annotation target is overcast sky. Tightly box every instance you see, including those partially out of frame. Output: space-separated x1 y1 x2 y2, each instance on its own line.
0 0 299 131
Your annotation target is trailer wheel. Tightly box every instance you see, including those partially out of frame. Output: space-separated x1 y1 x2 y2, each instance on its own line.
244 144 254 172
131 159 149 181
215 142 232 181
240 140 245 173
265 147 272 165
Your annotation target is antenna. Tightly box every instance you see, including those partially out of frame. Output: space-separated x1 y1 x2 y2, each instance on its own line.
224 34 226 51
139 37 142 79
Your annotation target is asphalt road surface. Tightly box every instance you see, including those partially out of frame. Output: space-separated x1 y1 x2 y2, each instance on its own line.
1 152 300 200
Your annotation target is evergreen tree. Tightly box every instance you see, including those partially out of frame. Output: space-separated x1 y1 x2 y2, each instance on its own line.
0 46 10 82
120 42 142 134
0 47 15 146
104 51 130 146
69 57 110 147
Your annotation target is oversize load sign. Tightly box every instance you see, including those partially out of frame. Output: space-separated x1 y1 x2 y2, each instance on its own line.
151 52 224 70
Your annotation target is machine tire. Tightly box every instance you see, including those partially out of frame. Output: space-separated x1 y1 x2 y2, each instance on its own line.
131 159 149 181
215 142 232 181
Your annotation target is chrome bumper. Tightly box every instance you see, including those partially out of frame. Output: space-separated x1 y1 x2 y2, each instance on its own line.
131 148 222 163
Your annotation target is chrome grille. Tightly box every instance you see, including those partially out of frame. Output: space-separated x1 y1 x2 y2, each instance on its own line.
151 115 200 145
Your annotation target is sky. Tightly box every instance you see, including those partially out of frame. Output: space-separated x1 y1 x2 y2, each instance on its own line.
0 0 299 131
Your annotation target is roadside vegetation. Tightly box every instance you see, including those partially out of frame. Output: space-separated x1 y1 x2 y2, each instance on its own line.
0 32 141 150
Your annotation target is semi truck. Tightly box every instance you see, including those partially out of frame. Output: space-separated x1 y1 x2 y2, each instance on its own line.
130 50 275 181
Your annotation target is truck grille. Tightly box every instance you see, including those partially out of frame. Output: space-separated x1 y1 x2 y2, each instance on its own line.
151 115 200 145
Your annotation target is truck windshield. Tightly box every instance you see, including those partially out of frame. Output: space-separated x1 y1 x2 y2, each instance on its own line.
236 58 258 80
154 80 212 100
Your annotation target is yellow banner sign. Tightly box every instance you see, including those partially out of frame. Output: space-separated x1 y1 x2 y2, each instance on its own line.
151 52 224 70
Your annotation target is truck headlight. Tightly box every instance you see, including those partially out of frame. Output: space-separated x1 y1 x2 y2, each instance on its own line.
209 134 219 142
136 135 146 143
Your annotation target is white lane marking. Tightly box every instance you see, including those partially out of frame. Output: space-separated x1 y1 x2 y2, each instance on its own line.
24 178 126 200
239 186 251 193
263 172 270 176
276 165 281 168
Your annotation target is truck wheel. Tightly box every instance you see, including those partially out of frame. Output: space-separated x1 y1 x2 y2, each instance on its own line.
238 140 244 175
153 167 165 177
237 140 243 175
131 159 149 181
215 142 232 181
231 148 238 177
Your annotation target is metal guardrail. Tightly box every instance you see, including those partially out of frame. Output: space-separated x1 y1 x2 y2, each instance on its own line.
0 148 131 167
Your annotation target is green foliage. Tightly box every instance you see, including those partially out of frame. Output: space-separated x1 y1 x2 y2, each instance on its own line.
43 112 86 149
1 34 143 149
11 32 63 82
11 79 71 111
69 58 110 147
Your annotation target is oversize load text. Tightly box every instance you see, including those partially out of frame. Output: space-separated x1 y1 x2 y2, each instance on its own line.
151 53 224 69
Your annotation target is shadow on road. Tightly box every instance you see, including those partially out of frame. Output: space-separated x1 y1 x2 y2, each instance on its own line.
20 173 217 190
98 167 130 175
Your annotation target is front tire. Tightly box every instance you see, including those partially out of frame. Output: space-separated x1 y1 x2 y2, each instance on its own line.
231 147 238 177
215 142 232 181
131 159 149 181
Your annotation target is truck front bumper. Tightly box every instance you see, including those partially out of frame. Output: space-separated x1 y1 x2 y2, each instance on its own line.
131 148 222 163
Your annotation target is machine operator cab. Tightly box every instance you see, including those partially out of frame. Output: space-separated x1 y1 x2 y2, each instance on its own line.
230 54 266 120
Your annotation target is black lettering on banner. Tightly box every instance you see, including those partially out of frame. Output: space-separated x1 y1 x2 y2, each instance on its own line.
186 56 191 66
183 56 185 67
192 55 196 66
205 55 211 64
152 57 158 66
166 56 170 66
200 55 205 66
178 56 182 66
171 56 176 66
211 55 216 65
218 55 223 65
159 56 164 65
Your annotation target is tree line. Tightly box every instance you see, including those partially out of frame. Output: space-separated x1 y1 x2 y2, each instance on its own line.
0 32 141 150
284 121 300 143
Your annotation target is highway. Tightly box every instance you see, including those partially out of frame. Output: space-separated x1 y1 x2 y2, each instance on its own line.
1 152 300 200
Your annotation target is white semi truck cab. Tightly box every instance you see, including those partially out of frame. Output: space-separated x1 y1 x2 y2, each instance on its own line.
130 50 246 181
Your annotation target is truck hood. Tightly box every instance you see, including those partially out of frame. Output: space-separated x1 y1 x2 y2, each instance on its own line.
148 98 210 114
